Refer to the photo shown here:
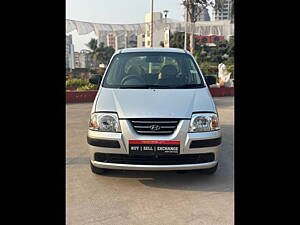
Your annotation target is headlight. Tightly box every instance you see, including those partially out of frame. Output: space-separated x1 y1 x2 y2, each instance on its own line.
89 113 121 132
189 113 220 132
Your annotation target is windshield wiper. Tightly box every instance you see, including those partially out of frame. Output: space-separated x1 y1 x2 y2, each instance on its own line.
118 85 149 89
118 85 170 89
117 84 204 89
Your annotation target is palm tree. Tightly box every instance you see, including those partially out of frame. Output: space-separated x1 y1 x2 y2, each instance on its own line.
95 43 115 65
86 38 98 52
86 38 99 67
86 38 116 67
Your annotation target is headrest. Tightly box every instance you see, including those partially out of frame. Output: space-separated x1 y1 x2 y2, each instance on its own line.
127 65 143 75
160 64 177 77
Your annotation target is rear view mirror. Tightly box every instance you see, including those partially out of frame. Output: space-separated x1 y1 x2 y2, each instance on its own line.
205 75 217 86
146 56 162 63
89 74 102 86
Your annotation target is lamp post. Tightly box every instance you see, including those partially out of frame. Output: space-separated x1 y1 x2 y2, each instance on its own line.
163 9 169 23
163 9 169 48
150 0 154 47
184 5 188 50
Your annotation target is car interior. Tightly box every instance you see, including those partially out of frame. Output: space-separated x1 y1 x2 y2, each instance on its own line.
104 54 201 87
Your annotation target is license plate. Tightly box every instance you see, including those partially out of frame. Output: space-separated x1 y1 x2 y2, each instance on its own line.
129 140 180 155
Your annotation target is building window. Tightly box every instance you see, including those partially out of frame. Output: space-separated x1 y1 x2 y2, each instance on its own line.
147 41 151 46
142 41 145 47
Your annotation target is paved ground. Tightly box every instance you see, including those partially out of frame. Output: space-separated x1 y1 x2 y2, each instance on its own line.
66 97 234 225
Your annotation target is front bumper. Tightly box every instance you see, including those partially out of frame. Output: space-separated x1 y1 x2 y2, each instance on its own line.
91 160 218 171
88 119 221 171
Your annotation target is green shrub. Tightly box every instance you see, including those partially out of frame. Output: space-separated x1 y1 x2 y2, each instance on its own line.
200 62 209 75
227 64 234 79
76 83 98 91
225 57 234 64
200 62 218 76
66 79 89 88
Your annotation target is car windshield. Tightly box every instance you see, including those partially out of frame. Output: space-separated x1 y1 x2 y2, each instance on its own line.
102 52 205 89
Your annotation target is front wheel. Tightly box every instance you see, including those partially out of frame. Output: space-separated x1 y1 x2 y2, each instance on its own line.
90 162 106 175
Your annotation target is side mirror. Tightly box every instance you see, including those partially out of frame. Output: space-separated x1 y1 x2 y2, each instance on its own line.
205 75 217 86
89 74 102 86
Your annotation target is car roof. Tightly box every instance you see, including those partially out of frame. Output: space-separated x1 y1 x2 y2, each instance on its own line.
118 47 187 54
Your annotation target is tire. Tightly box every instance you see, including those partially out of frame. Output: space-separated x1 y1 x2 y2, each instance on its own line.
201 163 218 175
90 162 106 175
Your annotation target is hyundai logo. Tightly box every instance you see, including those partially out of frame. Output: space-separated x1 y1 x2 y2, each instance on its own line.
149 125 161 131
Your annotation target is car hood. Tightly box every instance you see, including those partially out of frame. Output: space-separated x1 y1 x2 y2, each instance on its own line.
95 87 216 119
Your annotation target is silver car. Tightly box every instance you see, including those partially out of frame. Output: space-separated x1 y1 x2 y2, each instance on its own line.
87 48 221 174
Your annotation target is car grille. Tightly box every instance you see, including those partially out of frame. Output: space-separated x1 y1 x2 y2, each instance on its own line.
130 118 180 135
94 153 215 165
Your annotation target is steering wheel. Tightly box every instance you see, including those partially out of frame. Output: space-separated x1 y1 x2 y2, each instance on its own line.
121 75 145 85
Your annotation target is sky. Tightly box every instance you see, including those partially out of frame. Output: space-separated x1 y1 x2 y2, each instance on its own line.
66 0 212 51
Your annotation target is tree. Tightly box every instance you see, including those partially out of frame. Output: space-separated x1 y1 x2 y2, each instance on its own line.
170 32 184 49
128 40 137 48
169 32 190 50
86 38 98 52
182 0 215 54
226 36 234 57
182 0 233 53
193 36 234 65
95 42 115 65
86 39 115 66
86 38 99 67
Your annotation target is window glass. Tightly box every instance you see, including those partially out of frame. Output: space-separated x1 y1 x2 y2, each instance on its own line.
102 52 205 89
